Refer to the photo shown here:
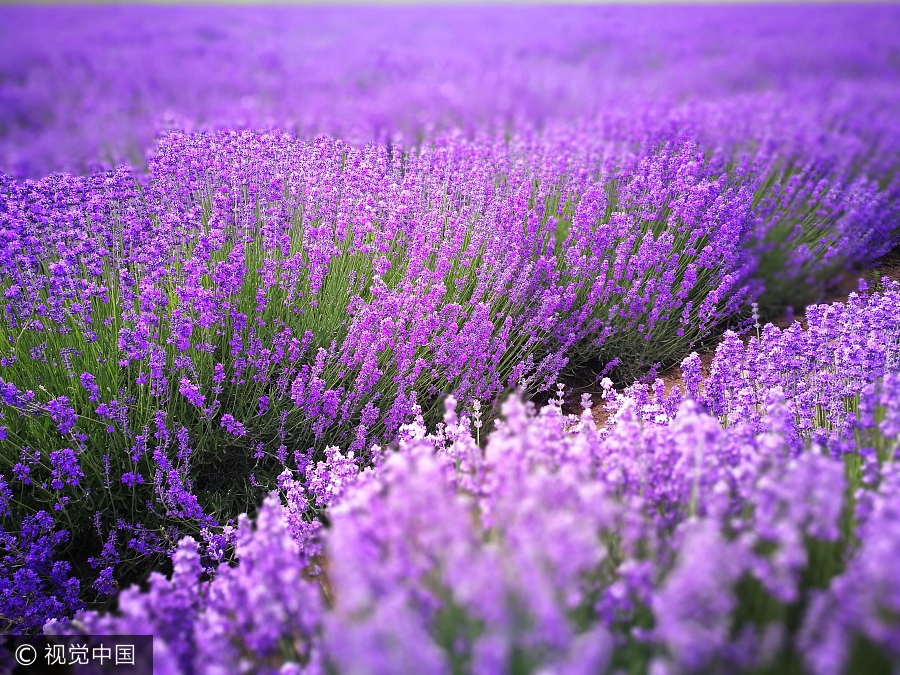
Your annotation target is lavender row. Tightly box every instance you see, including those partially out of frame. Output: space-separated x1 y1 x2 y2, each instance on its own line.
1 116 898 631
607 278 900 447
7 264 900 672
0 127 748 627
45 352 899 673
2 7 900 181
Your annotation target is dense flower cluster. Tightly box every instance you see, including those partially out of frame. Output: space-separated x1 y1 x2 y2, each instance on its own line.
0 127 798 613
1 509 81 634
1 117 896 621
0 7 899 673
47 277 900 670
2 6 900 180
608 279 900 440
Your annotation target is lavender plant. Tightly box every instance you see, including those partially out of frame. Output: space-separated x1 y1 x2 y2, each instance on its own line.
3 120 899 637
1 5 899 661
608 278 900 442
3 7 900 180
0 125 772 624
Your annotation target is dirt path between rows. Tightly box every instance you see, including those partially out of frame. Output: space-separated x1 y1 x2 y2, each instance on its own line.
581 248 900 427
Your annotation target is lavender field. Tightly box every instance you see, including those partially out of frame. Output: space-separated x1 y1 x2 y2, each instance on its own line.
1 5 899 674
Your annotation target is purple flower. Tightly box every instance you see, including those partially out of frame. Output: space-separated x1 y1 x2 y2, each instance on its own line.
121 472 145 488
220 413 246 437
178 377 205 408
46 396 77 435
80 372 100 402
49 448 83 491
